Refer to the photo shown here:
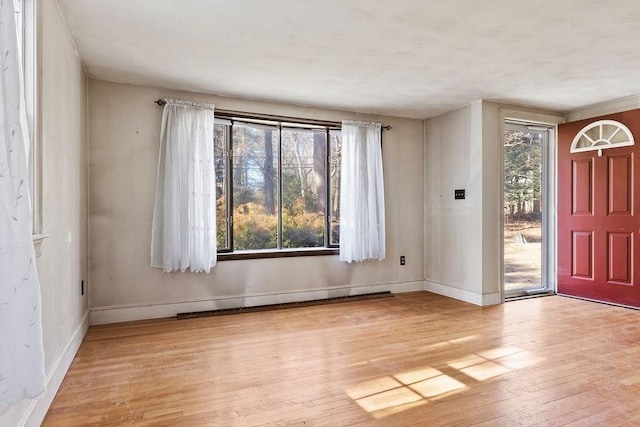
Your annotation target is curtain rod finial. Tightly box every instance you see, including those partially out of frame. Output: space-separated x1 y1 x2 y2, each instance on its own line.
155 99 166 106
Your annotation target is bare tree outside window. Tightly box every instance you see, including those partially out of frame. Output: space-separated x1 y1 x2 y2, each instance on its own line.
231 124 279 250
329 130 341 246
281 128 325 248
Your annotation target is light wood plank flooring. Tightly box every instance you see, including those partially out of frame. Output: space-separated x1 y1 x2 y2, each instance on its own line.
43 292 640 426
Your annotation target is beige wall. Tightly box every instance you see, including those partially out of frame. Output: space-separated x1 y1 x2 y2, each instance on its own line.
424 102 486 300
2 1 89 426
567 95 640 122
424 101 563 304
39 0 88 370
87 80 425 323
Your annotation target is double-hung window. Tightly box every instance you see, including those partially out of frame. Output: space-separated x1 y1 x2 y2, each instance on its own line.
13 0 39 233
213 113 341 255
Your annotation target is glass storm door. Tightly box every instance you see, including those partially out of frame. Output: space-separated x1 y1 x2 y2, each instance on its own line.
504 122 550 296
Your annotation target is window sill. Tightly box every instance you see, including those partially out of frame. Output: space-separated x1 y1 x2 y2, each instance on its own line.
32 234 51 258
218 248 339 261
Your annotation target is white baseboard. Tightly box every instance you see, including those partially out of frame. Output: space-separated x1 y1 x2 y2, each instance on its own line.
482 292 502 306
425 280 501 306
90 281 426 325
22 310 89 427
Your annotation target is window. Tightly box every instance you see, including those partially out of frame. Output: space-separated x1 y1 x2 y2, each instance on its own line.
570 119 634 154
214 114 341 255
14 0 40 234
15 0 47 254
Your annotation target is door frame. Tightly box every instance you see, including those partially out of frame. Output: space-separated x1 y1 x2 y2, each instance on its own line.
498 109 565 302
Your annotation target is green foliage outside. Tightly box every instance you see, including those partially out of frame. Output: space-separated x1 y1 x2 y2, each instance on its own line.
281 197 325 248
281 171 320 217
231 201 324 250
214 123 339 251
233 202 277 250
216 195 227 248
504 130 542 219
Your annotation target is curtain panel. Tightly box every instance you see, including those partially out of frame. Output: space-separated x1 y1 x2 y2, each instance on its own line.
151 99 217 273
0 0 46 415
339 120 386 263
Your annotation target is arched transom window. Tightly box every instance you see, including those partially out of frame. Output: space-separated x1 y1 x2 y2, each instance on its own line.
570 120 634 154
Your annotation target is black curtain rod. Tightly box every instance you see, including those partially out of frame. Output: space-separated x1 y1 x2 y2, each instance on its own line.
154 99 392 130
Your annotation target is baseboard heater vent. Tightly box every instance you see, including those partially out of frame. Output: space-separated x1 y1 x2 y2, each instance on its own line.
176 291 394 320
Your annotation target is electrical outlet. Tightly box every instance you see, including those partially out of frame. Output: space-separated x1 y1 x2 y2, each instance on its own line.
454 189 465 199
400 256 406 266
81 280 84 296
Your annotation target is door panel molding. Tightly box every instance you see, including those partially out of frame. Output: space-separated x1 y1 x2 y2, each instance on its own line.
571 231 593 279
607 232 633 286
572 159 593 215
558 109 640 307
607 153 633 216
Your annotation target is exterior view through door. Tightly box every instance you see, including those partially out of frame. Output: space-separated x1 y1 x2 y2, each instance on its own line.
503 121 552 297
558 110 640 307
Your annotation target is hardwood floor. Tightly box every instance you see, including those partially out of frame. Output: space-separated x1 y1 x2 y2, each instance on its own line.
43 292 640 426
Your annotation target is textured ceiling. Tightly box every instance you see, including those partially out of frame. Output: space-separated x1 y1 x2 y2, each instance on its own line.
57 0 640 119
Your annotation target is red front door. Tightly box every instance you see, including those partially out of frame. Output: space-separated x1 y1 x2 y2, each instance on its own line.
558 110 640 307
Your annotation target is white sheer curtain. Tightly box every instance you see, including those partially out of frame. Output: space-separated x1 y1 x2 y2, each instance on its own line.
0 0 46 415
339 120 386 263
151 99 217 273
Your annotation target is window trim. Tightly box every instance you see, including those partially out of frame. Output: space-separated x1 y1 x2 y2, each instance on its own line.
16 0 48 253
28 0 42 236
218 248 338 261
17 0 42 233
214 111 341 257
213 109 342 130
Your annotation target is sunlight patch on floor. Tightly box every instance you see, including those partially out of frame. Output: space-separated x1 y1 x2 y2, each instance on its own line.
447 354 486 370
345 343 546 419
409 374 466 399
393 366 442 384
346 377 403 400
355 387 423 413
460 361 510 381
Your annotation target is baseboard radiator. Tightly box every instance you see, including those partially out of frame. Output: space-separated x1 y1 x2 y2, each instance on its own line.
176 291 394 320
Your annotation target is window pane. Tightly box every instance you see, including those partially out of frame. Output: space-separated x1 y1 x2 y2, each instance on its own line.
214 124 228 249
281 129 326 248
329 130 341 246
232 124 279 250
503 128 543 292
